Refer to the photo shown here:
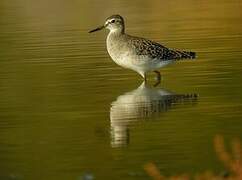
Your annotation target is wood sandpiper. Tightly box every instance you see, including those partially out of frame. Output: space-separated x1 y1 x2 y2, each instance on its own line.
89 15 196 81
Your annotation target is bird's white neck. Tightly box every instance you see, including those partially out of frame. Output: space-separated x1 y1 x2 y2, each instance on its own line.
108 27 124 34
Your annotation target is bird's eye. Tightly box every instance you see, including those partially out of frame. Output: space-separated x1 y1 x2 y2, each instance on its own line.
111 19 115 23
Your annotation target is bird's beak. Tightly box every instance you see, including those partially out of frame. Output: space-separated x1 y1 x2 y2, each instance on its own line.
89 25 105 33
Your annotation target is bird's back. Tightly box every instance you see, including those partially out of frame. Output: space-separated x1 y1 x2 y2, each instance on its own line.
126 34 196 61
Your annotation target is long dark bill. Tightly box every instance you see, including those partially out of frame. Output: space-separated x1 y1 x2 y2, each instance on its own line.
88 25 105 33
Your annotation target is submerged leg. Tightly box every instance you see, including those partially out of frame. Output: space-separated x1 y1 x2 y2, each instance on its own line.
144 73 147 82
153 70 161 81
139 72 147 81
153 71 161 87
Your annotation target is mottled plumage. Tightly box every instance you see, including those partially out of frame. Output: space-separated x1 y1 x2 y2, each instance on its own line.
89 14 196 81
128 36 195 60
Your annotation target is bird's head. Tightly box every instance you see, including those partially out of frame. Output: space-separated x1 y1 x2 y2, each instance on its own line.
89 15 125 34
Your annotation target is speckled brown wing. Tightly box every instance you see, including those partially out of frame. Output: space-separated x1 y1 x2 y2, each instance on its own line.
129 37 195 60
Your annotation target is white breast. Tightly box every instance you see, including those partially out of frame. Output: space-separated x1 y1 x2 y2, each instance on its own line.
106 33 132 68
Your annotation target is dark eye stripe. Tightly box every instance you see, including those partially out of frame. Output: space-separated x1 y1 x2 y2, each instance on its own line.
111 19 115 23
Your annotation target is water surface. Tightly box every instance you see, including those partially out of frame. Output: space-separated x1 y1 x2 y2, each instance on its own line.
0 0 242 179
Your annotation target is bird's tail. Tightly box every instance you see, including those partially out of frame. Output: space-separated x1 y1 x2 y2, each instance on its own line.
166 93 198 103
173 50 196 60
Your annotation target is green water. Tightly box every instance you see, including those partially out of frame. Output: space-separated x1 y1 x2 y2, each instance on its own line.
0 0 242 179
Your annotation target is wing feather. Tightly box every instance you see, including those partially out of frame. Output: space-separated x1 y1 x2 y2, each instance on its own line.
128 36 195 60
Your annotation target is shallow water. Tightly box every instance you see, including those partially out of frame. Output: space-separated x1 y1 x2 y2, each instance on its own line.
0 0 242 179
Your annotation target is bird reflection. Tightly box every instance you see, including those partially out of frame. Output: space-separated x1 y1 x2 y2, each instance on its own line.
110 82 198 148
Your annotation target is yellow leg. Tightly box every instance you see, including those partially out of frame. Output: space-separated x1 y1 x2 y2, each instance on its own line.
153 71 161 87
154 71 161 81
